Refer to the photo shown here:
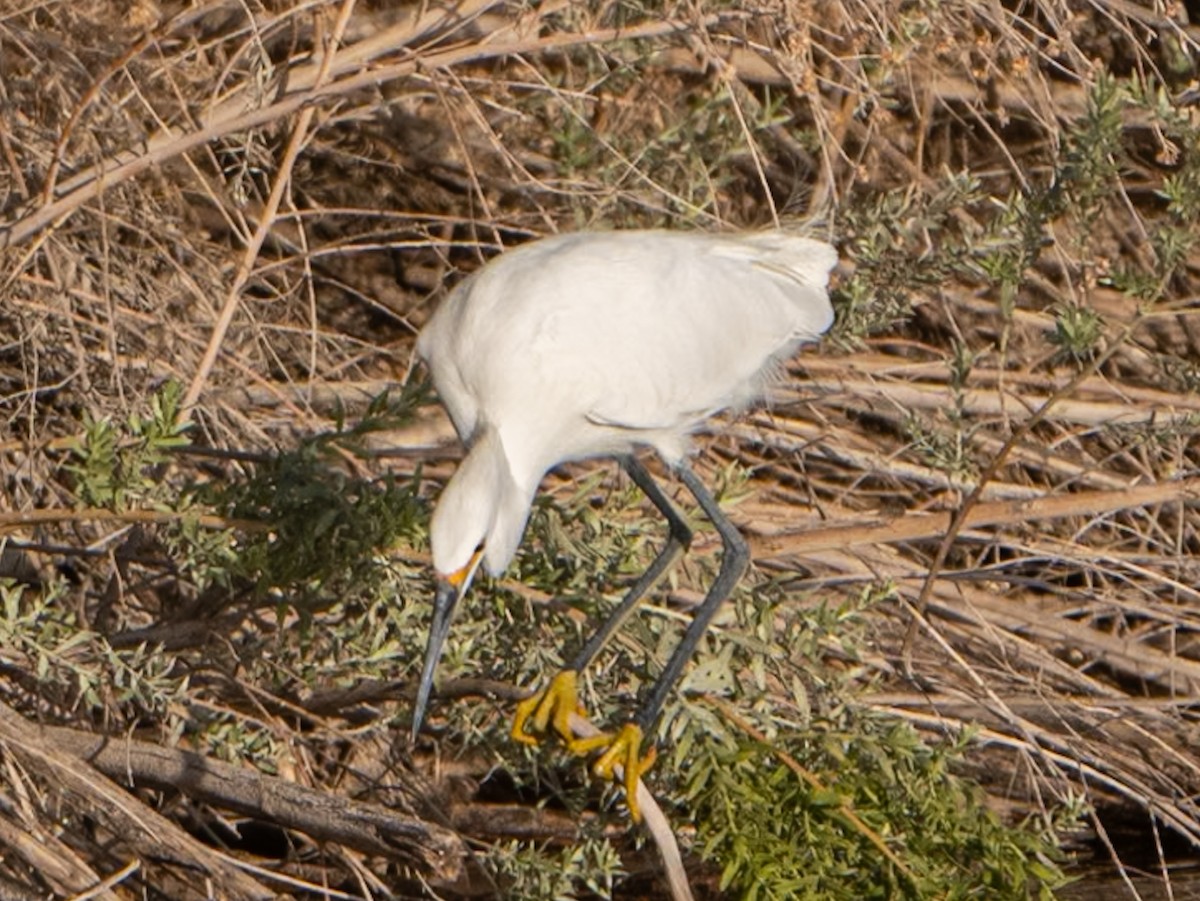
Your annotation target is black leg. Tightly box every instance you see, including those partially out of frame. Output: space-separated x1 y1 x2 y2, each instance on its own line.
567 456 694 672
634 462 749 732
514 457 748 824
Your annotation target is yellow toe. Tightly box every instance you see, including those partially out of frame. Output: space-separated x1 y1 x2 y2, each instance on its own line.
511 670 582 746
510 674 656 822
591 723 656 823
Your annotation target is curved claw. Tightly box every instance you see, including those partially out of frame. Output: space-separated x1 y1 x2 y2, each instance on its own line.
511 670 583 746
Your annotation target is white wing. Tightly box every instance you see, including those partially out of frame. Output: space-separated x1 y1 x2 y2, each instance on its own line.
421 229 835 465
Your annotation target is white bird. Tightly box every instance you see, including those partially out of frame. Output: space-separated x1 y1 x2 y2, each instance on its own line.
412 228 837 820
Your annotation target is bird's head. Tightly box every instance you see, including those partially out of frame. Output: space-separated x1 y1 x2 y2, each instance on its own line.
410 426 536 738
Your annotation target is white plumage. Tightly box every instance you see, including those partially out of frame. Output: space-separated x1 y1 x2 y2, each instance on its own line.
410 228 836 816
417 229 836 581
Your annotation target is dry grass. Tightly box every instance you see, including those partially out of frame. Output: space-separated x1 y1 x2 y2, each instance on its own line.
2 0 1200 898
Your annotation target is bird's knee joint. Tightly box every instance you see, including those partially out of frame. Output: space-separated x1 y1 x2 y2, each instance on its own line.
723 536 751 576
672 521 695 548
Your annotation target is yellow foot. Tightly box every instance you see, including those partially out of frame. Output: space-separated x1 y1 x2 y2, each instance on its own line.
511 670 583 746
511 672 657 822
574 722 657 823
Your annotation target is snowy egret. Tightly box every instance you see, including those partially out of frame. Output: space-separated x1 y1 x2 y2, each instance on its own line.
412 228 836 820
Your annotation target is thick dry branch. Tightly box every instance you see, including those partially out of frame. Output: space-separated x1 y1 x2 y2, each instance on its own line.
0 702 272 901
41 724 466 883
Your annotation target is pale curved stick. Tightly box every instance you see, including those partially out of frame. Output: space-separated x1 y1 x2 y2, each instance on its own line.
566 711 695 901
